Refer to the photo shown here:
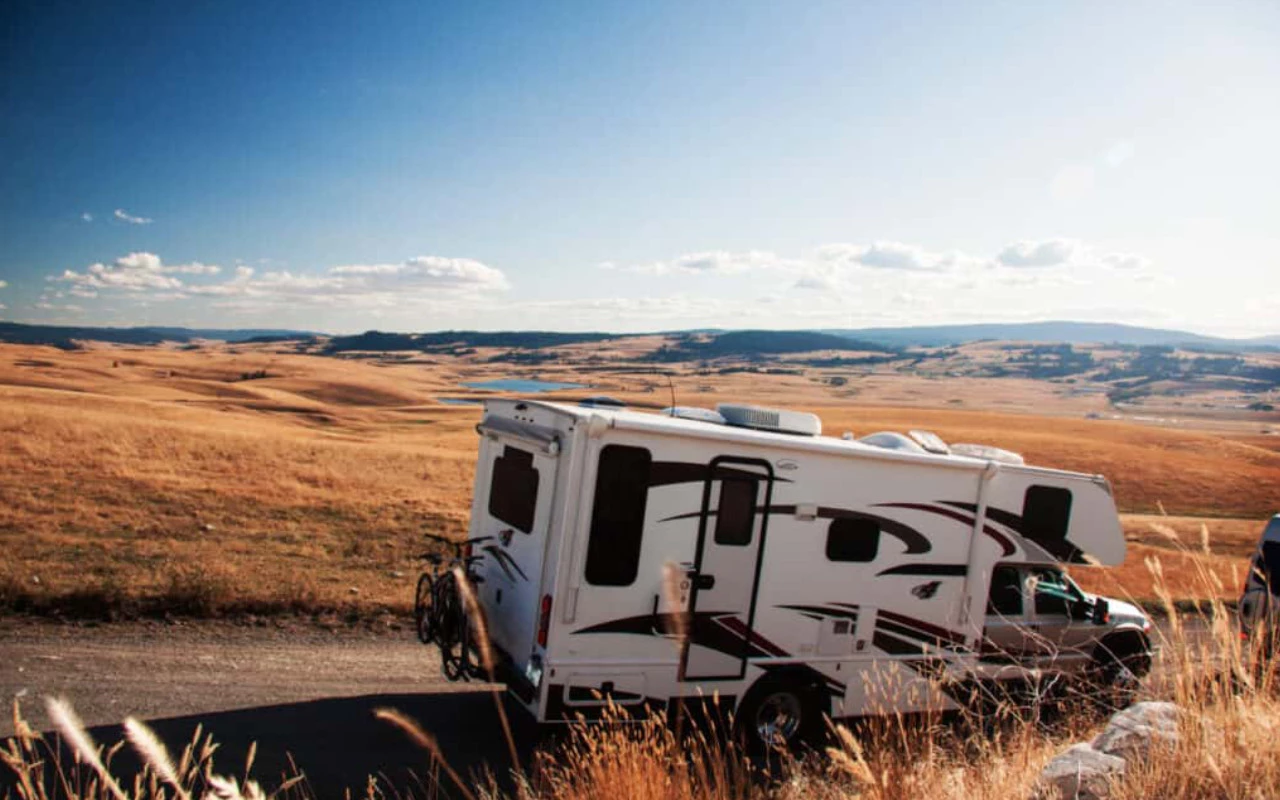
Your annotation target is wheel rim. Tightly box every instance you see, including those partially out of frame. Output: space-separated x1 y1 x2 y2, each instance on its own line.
754 690 803 746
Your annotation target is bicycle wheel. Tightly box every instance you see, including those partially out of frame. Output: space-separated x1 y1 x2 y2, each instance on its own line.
414 572 434 644
432 571 466 680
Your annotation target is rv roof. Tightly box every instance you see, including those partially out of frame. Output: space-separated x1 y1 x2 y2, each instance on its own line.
489 399 1100 483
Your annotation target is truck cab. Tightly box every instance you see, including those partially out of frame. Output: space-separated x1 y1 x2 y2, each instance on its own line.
983 563 1153 693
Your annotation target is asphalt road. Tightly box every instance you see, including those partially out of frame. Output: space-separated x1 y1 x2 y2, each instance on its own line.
0 619 539 798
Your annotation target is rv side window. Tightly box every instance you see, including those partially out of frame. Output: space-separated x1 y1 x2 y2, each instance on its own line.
1023 485 1072 543
488 446 539 534
826 517 879 562
584 445 652 587
713 478 757 546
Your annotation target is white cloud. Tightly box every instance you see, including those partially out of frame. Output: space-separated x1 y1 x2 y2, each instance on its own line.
114 208 153 225
615 250 794 276
1099 252 1150 271
794 273 841 292
996 238 1081 268
81 212 93 222
53 252 511 312
170 262 221 275
57 251 218 292
0 280 7 289
329 256 508 291
815 241 977 272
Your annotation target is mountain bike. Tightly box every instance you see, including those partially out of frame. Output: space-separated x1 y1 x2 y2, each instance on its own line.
414 532 491 681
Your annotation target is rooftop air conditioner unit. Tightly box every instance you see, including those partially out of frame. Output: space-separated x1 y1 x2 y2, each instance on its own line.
716 403 822 437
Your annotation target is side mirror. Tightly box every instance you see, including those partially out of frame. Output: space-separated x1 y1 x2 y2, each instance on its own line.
1092 598 1110 625
1069 600 1091 621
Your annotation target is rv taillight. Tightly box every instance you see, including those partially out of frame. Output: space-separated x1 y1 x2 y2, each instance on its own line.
537 594 553 648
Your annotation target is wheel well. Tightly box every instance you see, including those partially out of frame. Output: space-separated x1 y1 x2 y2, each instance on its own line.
743 665 832 717
1093 630 1152 673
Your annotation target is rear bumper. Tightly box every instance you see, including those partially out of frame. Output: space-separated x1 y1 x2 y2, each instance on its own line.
493 646 537 706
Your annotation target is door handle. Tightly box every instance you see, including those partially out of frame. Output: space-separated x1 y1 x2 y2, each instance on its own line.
692 573 716 591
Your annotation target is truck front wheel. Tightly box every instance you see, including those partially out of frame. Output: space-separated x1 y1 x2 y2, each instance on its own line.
1089 632 1152 709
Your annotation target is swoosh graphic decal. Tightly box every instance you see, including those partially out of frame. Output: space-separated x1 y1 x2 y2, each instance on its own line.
874 502 1017 557
657 504 932 555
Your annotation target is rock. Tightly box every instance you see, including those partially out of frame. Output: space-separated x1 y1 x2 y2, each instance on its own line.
201 523 215 532
349 587 360 594
1092 701 1180 761
1034 743 1125 800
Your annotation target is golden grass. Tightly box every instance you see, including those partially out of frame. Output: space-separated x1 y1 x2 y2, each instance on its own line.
2 341 1278 617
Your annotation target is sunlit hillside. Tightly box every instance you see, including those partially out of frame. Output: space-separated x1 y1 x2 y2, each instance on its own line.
2 340 1277 618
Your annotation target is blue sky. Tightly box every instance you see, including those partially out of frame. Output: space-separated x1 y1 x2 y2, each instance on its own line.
2 0 1278 335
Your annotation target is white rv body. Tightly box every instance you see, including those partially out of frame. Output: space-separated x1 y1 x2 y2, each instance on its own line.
463 399 1129 724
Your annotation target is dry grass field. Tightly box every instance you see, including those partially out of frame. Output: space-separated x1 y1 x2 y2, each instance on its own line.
2 340 1278 619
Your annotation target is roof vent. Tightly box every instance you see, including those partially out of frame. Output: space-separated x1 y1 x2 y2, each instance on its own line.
716 403 822 436
858 432 926 453
950 443 1025 465
908 430 951 455
661 406 726 425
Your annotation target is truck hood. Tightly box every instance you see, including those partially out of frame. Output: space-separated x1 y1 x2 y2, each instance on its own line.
1088 595 1150 629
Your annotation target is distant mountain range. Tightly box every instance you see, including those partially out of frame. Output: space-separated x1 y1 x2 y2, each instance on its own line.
825 321 1280 351
0 322 316 349
1 319 1276 352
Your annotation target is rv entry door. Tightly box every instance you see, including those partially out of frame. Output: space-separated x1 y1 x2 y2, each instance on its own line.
683 457 774 681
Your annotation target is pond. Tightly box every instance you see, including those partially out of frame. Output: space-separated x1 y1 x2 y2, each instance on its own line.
437 397 482 405
460 378 585 393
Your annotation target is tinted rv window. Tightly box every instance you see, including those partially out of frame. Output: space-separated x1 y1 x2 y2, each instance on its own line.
826 517 880 562
1023 485 1073 543
713 478 757 546
585 445 652 586
488 446 539 533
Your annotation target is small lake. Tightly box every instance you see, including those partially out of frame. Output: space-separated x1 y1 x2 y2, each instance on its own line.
437 397 482 405
460 379 584 393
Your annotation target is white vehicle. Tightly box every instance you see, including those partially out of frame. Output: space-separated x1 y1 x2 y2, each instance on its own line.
448 399 1151 748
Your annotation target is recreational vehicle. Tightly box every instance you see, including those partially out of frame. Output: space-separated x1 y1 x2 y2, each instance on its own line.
436 399 1153 748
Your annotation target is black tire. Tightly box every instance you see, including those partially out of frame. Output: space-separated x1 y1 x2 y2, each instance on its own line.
735 676 823 755
1089 635 1151 710
414 573 434 644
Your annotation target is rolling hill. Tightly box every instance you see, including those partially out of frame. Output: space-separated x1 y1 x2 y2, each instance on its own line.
826 321 1278 350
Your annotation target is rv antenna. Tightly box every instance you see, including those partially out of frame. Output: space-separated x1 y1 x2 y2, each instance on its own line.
652 369 676 415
